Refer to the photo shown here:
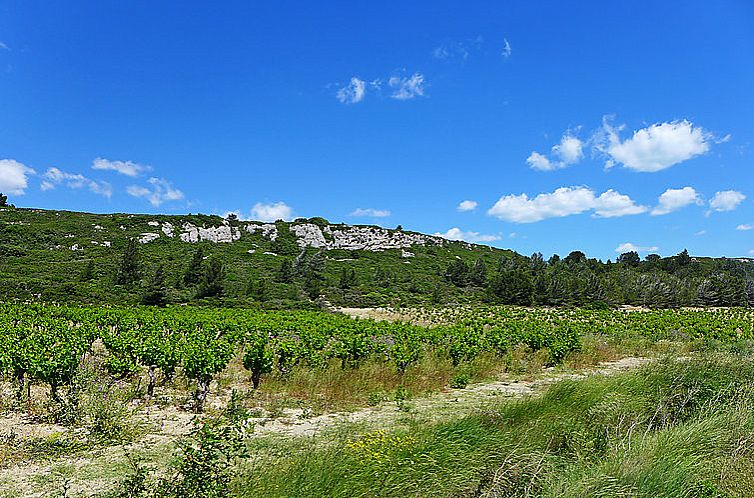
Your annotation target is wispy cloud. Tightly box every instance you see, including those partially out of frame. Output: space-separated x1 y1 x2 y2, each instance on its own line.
336 77 367 104
127 177 183 207
434 227 500 243
350 207 391 218
432 35 483 61
0 42 9 51
615 242 658 253
93 157 151 177
501 38 512 58
388 73 426 100
42 167 112 197
737 224 753 231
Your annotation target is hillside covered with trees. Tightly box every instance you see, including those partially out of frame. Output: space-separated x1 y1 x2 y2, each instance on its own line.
0 201 752 309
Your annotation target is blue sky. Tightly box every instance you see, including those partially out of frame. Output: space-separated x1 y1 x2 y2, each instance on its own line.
1 1 753 260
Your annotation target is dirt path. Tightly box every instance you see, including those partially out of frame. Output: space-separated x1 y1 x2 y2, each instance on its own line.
0 356 651 497
250 356 651 439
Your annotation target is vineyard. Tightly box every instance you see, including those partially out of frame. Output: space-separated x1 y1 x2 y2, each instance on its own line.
2 303 754 416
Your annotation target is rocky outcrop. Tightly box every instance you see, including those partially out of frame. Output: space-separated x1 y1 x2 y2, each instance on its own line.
290 224 328 248
179 223 241 243
139 233 160 244
246 223 279 241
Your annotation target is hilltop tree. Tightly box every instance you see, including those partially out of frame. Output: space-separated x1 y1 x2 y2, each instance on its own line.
0 193 7 207
115 238 140 286
142 264 169 306
184 247 205 286
197 258 225 298
617 251 641 267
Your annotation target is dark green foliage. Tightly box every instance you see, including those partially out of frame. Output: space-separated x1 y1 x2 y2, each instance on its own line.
0 193 7 207
338 268 358 289
183 247 204 286
79 260 96 282
445 259 470 287
275 259 294 283
115 239 140 286
247 278 268 302
142 265 169 306
197 258 225 298
617 250 641 267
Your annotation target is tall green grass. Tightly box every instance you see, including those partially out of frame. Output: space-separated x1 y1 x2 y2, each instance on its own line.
238 355 754 497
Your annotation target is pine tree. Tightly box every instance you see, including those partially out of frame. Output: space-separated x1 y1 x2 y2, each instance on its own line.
184 247 204 286
115 238 140 285
79 260 96 282
338 268 358 289
469 258 488 286
142 265 169 306
197 258 224 298
247 278 268 301
0 193 7 207
275 259 294 283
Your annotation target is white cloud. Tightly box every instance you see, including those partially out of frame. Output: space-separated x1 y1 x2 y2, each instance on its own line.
709 190 746 212
432 36 483 61
593 189 648 218
0 159 35 195
127 177 184 207
0 42 8 51
527 133 583 171
736 224 753 231
651 187 702 215
42 167 112 197
487 186 645 223
501 38 512 58
615 242 659 253
434 227 500 243
92 157 151 177
336 77 366 104
389 73 425 100
596 119 712 172
251 201 293 222
457 200 478 212
350 207 391 218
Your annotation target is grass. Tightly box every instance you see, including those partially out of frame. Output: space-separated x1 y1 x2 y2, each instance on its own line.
236 354 754 497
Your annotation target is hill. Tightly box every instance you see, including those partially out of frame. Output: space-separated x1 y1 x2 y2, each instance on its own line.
0 205 752 308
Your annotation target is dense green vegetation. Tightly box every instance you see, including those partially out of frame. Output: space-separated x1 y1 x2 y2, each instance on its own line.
0 204 753 308
244 355 754 497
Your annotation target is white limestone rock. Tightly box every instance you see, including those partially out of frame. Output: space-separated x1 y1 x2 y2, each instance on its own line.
180 223 241 243
139 233 160 244
401 250 415 258
161 222 175 237
290 223 328 248
70 244 83 251
148 221 160 227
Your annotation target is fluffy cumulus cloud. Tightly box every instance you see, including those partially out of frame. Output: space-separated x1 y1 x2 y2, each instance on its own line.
41 167 112 197
457 200 478 212
92 157 151 177
434 227 500 243
527 133 583 171
336 77 366 104
350 208 391 218
487 186 646 223
597 119 712 172
709 190 746 212
127 177 184 207
0 159 35 195
389 73 425 100
651 187 702 215
251 201 293 222
615 242 659 254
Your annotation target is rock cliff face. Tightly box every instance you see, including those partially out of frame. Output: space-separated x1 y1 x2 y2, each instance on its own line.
135 219 443 251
